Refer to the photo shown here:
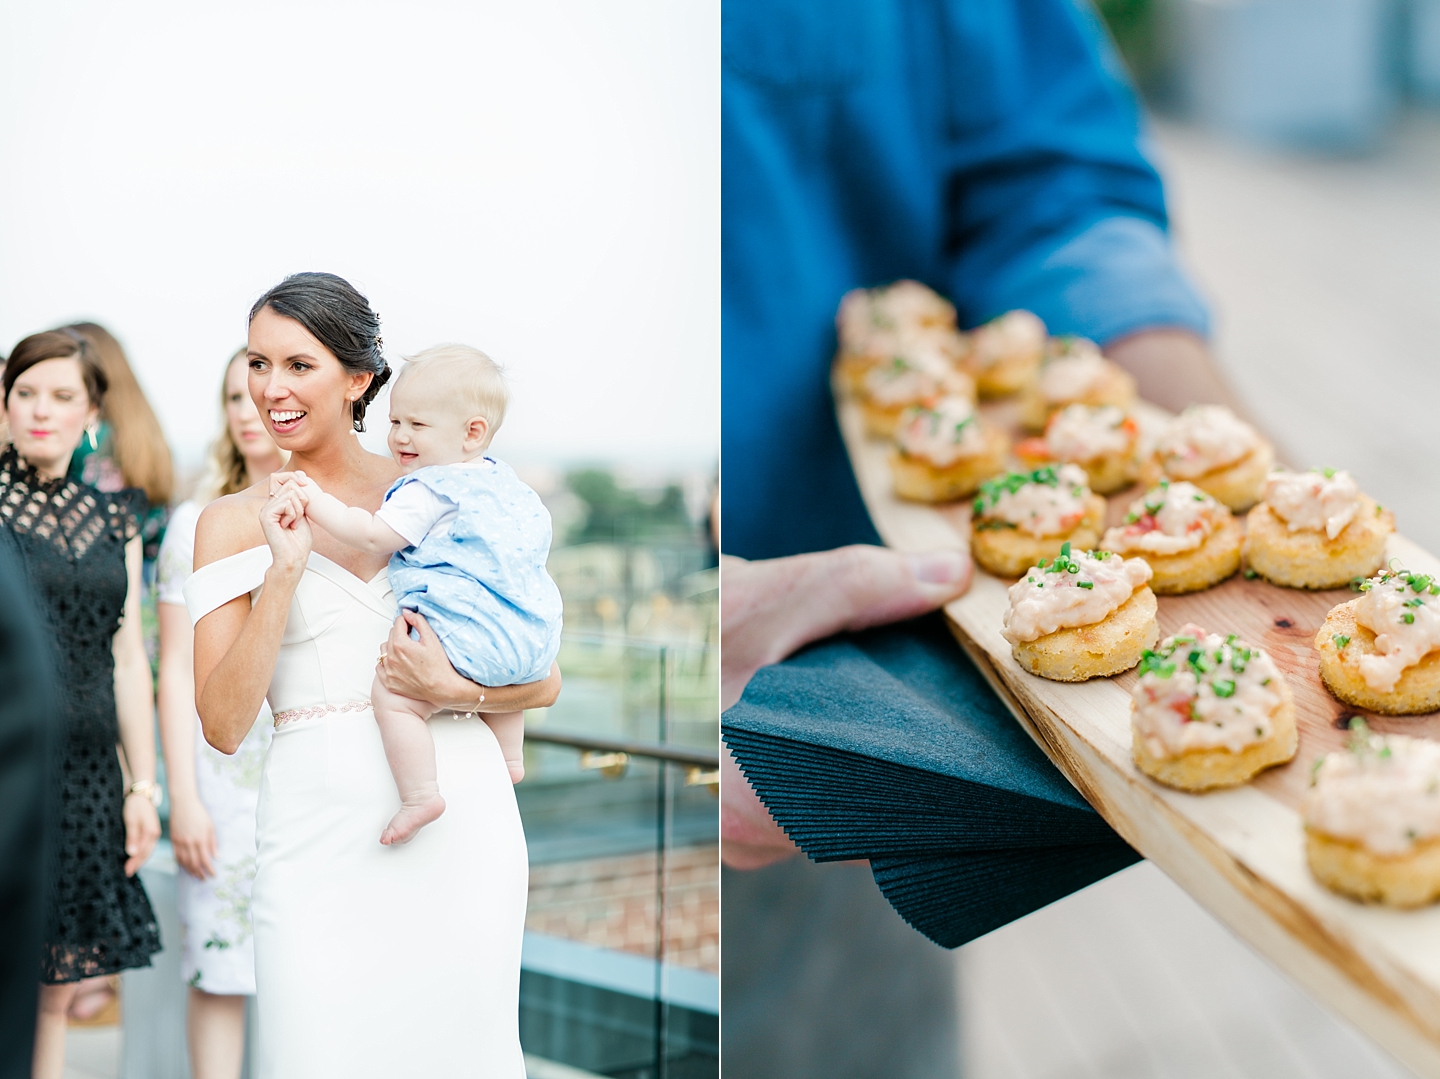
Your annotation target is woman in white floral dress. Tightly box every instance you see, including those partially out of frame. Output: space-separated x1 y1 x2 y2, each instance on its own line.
157 349 284 1079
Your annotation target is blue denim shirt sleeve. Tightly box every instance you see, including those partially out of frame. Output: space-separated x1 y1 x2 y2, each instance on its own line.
722 0 1210 559
933 0 1210 340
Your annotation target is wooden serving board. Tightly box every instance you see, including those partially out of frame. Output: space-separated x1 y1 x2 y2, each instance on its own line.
838 391 1440 1076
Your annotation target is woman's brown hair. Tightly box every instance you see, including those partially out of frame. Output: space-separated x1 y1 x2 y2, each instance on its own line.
62 323 174 506
4 330 109 409
195 349 262 502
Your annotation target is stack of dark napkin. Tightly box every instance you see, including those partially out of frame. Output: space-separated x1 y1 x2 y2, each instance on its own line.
722 613 1140 948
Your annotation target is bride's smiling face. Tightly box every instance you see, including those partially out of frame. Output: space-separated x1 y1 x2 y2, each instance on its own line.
247 306 372 450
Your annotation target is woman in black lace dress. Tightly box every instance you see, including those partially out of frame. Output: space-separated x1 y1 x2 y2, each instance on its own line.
2 330 162 1078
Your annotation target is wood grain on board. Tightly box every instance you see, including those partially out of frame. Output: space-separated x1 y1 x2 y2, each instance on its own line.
836 388 1440 1077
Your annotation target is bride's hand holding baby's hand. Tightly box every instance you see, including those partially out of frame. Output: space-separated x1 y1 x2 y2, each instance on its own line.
270 469 318 496
261 478 313 574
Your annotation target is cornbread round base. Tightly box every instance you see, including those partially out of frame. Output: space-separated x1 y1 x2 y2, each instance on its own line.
1079 450 1139 496
1115 514 1244 595
862 400 908 438
1017 363 1138 432
973 352 1040 398
1306 831 1440 908
832 353 874 397
890 426 1010 503
1131 684 1296 792
972 494 1107 578
1243 497 1393 590
1315 600 1440 715
1012 586 1158 682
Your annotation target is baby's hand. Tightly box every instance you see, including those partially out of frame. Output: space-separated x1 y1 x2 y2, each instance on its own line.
269 470 321 497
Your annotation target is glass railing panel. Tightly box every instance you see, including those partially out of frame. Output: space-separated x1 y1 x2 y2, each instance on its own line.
518 630 717 1079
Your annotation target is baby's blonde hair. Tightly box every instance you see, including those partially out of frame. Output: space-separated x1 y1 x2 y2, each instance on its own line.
396 344 508 448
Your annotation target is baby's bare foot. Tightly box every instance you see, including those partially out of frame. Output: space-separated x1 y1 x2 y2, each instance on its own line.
506 759 525 785
380 793 446 845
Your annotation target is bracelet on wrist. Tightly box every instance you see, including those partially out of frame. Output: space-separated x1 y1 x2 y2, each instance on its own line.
126 779 163 808
462 690 486 720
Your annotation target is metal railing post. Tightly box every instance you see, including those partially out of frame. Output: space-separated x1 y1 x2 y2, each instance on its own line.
653 644 669 1079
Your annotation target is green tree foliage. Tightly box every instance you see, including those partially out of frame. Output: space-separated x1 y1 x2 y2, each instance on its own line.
566 469 694 546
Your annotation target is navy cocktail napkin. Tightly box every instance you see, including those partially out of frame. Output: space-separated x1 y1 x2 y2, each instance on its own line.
722 613 1140 947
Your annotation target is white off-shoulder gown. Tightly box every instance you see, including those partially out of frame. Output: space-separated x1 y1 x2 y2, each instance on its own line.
185 549 528 1079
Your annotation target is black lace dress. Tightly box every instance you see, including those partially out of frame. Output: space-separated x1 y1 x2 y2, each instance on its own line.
0 446 162 983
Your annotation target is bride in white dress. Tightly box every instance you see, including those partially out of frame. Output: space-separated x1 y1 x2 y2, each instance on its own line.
186 273 561 1078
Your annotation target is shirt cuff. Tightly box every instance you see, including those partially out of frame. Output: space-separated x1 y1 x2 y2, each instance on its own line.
972 215 1212 346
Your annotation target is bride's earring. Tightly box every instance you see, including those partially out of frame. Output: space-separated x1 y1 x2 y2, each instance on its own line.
85 422 99 451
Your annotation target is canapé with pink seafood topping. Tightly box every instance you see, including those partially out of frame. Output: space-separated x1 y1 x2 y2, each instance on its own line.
1317 567 1440 715
888 394 1009 503
969 465 1107 578
832 280 965 394
858 340 976 438
1101 480 1242 594
1129 624 1296 791
1001 545 1157 681
1243 468 1393 590
963 309 1046 398
1017 337 1137 432
1305 722 1440 907
1141 405 1274 511
1015 403 1140 494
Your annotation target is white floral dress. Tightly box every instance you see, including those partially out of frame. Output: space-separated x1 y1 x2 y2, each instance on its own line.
157 500 273 995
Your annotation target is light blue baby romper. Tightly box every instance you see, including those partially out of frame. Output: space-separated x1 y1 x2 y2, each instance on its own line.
383 458 562 686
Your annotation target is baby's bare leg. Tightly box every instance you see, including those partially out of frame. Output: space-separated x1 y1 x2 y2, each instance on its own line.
371 677 446 845
482 711 525 784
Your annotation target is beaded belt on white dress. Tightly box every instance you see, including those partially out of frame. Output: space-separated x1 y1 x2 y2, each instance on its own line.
273 699 372 728
275 700 483 723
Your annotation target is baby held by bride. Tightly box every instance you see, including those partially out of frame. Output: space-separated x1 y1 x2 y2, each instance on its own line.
274 345 562 845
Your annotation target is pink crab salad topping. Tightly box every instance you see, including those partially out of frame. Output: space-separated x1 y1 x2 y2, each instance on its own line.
1304 725 1440 856
1353 568 1440 693
1156 405 1259 479
1038 341 1107 402
895 395 987 466
1103 480 1226 556
1045 404 1134 463
972 464 1091 539
970 310 1045 370
1131 625 1282 759
862 343 969 406
837 281 956 356
1001 547 1151 644
1262 468 1360 540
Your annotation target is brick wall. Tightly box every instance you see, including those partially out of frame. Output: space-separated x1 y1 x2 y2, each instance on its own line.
526 844 719 974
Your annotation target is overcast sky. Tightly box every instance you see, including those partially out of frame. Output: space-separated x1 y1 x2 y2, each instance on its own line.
0 2 717 478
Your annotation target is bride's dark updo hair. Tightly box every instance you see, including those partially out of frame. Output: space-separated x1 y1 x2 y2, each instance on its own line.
249 272 392 432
